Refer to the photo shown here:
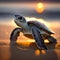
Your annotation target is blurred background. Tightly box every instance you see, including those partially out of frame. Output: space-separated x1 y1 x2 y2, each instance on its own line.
0 0 60 60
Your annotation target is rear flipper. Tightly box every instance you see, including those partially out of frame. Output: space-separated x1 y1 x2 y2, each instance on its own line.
47 36 57 44
32 26 47 50
10 28 22 42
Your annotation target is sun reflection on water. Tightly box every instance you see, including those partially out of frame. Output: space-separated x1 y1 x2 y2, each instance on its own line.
35 49 40 56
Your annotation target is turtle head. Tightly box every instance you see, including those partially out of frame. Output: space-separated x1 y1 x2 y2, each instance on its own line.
14 15 27 27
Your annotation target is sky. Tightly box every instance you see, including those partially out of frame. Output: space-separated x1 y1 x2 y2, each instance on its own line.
0 3 60 21
0 0 60 2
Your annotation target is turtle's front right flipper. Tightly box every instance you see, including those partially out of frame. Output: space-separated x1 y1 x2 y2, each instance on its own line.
32 26 47 50
10 28 22 42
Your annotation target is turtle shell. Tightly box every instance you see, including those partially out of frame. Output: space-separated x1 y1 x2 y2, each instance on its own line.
27 21 54 34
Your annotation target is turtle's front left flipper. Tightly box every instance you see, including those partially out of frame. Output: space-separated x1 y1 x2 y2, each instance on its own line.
31 26 47 50
10 28 22 42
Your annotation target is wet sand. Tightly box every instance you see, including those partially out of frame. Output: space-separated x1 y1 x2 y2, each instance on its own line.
0 40 60 60
0 25 60 60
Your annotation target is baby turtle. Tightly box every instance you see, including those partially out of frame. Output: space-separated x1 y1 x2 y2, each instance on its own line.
10 15 57 50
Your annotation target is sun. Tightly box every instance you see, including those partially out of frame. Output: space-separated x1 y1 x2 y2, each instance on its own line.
36 2 44 13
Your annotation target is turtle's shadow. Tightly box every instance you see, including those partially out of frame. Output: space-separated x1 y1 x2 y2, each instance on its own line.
10 41 57 53
10 41 58 60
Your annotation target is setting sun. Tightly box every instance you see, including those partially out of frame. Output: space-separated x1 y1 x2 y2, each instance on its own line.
36 2 44 13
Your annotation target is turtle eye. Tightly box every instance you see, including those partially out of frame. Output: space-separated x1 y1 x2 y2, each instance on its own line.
18 16 22 20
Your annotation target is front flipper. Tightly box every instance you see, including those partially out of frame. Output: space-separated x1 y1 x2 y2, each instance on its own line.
32 26 47 50
10 28 22 42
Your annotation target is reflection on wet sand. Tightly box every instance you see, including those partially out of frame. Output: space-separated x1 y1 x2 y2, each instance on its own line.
0 45 10 60
0 39 60 60
10 41 58 60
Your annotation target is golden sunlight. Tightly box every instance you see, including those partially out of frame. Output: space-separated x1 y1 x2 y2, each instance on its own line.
44 39 49 43
36 2 44 13
16 39 35 47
